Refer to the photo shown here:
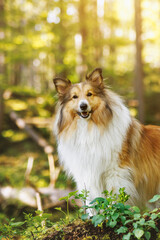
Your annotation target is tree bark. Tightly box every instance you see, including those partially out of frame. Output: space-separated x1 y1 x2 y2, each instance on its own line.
13 63 21 85
134 0 145 123
0 89 4 133
78 0 88 81
9 111 54 154
0 0 5 133
94 0 103 65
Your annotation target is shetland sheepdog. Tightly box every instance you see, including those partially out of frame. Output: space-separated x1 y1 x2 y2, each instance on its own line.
53 68 160 210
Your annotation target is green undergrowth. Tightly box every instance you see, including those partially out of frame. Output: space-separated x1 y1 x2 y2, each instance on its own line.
1 86 57 188
0 189 160 240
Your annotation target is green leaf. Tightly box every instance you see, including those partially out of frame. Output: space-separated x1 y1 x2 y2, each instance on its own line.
133 213 141 220
116 202 125 211
10 221 25 227
123 232 132 240
133 229 144 239
124 210 133 216
121 216 126 224
54 207 62 211
143 212 150 217
138 218 145 225
112 212 119 221
133 222 138 229
90 197 105 204
68 190 78 198
149 195 160 203
144 231 151 240
33 216 42 223
125 205 131 209
124 219 133 225
151 208 158 213
151 213 158 220
59 196 68 201
71 199 76 204
132 206 140 213
35 210 43 215
92 215 105 227
117 226 128 234
81 214 89 221
109 220 117 228
146 220 156 229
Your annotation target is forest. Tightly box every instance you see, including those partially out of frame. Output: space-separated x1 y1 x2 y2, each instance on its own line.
0 0 160 239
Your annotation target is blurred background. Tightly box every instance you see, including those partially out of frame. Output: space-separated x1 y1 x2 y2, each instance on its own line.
0 0 160 224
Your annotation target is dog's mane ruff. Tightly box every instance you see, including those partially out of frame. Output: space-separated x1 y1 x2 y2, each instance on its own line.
53 87 141 203
54 86 131 137
53 76 160 211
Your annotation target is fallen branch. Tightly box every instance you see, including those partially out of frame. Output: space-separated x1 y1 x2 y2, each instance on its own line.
0 186 81 209
9 111 60 187
9 111 54 154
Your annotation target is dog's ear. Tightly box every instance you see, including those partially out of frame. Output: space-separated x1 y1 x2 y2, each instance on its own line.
86 68 103 87
53 78 71 96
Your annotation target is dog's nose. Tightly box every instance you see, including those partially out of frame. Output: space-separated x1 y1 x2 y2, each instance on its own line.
80 103 88 111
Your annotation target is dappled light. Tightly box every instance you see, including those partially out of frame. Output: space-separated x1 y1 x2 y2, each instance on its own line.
0 0 160 239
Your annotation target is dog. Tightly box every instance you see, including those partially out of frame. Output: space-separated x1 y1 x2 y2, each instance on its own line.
53 68 160 210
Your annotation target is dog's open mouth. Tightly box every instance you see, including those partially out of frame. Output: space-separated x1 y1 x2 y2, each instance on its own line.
77 111 91 119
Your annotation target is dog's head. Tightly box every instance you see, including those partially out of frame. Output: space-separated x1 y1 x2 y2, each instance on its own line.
53 68 112 132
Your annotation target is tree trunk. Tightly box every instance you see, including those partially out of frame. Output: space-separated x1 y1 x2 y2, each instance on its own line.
134 0 145 123
13 63 21 85
78 0 88 81
94 0 103 65
0 0 5 133
0 89 4 133
55 0 67 77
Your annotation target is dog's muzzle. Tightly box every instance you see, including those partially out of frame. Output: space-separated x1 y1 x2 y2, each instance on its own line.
77 100 91 119
77 111 92 119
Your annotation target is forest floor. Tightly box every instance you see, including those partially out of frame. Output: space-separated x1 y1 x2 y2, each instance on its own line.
42 217 160 240
0 87 75 223
1 87 160 239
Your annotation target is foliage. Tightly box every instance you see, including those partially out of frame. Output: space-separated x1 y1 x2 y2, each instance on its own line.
1 189 160 239
55 190 78 223
1 0 160 99
78 188 160 240
0 210 53 240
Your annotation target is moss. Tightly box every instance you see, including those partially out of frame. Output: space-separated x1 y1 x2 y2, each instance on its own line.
101 234 110 240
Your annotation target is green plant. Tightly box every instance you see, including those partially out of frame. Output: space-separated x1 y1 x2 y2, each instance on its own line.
55 190 78 222
23 210 53 239
0 217 25 240
78 189 160 240
1 190 159 239
74 189 89 216
0 210 53 240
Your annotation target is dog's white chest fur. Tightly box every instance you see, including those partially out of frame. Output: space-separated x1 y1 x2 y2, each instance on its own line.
57 108 138 204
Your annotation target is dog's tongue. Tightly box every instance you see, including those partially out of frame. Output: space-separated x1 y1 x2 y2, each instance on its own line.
81 112 88 117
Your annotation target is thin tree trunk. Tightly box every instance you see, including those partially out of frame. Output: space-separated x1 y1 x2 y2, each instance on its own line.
94 0 103 65
56 0 67 77
0 0 5 133
0 89 4 133
78 0 87 81
134 0 145 123
13 63 21 85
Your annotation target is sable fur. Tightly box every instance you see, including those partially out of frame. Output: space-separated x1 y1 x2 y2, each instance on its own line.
53 68 160 210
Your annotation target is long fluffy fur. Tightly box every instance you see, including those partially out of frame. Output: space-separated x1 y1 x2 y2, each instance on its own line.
53 68 160 210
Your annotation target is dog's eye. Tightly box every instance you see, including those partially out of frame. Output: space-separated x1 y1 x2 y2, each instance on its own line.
73 95 78 99
87 92 92 97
